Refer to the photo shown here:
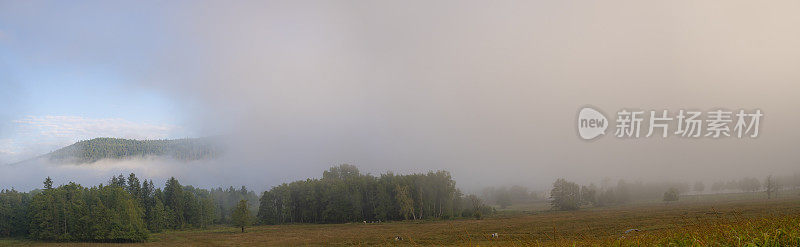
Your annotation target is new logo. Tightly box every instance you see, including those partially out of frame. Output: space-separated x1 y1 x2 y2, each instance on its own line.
577 107 608 140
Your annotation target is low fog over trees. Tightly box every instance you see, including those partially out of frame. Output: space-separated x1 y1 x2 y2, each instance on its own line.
480 186 545 209
544 172 800 211
707 175 800 195
46 138 219 164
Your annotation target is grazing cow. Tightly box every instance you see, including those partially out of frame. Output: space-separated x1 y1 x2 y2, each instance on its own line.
491 233 499 238
394 236 403 241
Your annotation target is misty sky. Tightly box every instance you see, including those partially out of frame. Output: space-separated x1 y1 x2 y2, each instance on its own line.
1 0 799 192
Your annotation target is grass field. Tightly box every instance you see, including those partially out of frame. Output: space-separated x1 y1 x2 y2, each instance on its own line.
2 193 799 246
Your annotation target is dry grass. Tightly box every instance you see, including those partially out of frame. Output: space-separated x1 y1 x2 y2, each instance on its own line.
2 197 799 246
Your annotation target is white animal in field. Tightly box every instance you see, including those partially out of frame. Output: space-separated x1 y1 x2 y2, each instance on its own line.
624 229 640 234
619 229 641 239
491 233 499 238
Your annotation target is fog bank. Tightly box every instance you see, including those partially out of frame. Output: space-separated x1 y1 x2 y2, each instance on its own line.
2 1 800 191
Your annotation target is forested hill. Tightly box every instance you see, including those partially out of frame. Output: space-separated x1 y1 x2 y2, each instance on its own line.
45 137 220 164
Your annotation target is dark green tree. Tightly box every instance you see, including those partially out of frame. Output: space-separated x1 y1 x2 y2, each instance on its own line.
44 177 53 190
0 189 31 237
163 177 185 228
147 197 167 232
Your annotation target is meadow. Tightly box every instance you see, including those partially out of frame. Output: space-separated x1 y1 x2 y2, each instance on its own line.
2 191 799 246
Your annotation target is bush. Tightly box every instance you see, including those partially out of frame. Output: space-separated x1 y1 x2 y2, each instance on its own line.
663 187 679 202
550 178 580 210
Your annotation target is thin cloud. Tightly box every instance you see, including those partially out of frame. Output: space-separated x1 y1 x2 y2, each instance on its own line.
13 115 176 140
0 139 15 155
1 115 182 164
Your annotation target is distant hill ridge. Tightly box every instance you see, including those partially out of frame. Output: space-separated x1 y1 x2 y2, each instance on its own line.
45 137 220 164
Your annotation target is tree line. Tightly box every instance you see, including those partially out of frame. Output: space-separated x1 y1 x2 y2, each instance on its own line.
46 137 219 164
0 173 256 242
0 165 491 242
548 178 687 210
257 164 492 224
548 173 800 211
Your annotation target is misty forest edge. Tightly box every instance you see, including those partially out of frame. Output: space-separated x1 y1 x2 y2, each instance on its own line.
1 163 793 243
0 164 493 242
